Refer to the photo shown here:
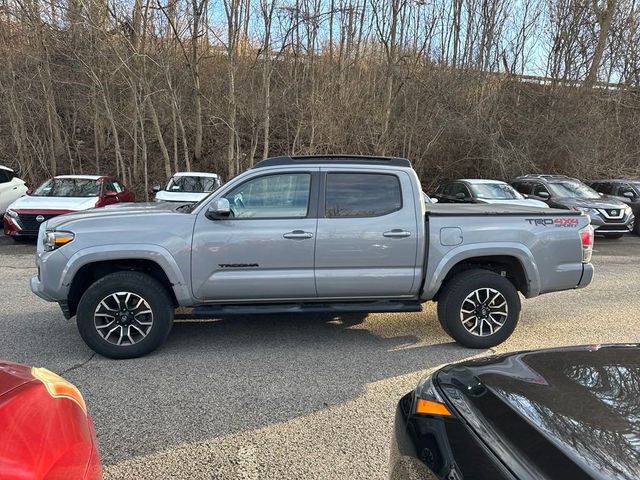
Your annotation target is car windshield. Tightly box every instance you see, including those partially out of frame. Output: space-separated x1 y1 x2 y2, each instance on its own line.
470 183 523 200
548 181 600 199
166 176 219 193
32 178 100 197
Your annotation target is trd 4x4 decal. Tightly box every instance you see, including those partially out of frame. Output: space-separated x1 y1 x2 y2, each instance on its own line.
525 218 579 227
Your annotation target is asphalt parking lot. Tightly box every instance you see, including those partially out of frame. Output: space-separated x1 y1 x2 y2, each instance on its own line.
1 234 640 479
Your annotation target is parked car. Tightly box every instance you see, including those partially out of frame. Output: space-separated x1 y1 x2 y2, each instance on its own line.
432 179 549 208
31 155 594 359
3 175 134 238
390 344 640 480
512 175 634 238
0 165 28 216
153 172 222 203
590 179 640 235
0 361 101 479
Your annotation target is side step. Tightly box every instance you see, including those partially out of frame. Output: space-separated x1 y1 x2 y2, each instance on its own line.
177 301 422 319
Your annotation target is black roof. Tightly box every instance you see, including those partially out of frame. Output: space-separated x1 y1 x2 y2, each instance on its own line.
252 154 411 169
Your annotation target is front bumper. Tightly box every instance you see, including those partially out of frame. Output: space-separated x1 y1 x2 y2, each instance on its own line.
587 211 634 234
30 275 56 302
389 392 514 480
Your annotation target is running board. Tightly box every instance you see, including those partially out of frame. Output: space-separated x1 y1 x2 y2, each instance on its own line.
177 301 422 319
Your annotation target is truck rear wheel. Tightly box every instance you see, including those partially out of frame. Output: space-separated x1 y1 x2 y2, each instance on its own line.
437 269 520 349
76 271 174 359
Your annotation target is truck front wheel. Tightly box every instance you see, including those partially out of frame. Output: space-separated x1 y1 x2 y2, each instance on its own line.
76 271 174 359
437 269 520 349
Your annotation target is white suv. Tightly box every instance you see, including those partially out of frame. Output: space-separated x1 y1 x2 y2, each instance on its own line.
0 166 28 215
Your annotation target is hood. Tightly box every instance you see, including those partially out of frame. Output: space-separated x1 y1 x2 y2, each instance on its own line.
0 362 34 399
45 202 188 231
437 345 640 479
477 198 549 208
8 195 98 212
155 190 209 203
556 196 628 210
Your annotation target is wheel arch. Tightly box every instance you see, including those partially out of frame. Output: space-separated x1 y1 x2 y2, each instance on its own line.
423 245 540 301
62 246 192 318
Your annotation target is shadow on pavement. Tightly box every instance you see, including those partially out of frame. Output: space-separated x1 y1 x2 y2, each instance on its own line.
54 312 478 465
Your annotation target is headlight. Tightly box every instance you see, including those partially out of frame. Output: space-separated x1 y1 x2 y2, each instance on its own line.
5 209 18 219
44 231 75 251
415 372 452 416
575 206 593 213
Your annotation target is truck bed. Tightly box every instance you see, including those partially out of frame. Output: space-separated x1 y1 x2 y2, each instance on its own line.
426 203 581 216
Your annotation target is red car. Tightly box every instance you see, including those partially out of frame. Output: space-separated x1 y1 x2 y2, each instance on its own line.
3 175 135 238
0 361 101 479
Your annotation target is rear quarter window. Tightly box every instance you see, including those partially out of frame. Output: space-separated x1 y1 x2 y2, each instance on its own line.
325 173 402 217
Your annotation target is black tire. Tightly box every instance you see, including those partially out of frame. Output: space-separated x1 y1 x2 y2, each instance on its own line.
601 233 624 239
437 269 521 349
76 271 174 359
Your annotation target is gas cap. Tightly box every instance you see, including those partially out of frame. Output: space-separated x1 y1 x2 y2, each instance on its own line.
440 227 463 246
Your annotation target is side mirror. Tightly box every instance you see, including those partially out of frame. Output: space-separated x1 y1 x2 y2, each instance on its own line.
206 198 231 220
623 191 635 199
455 192 467 200
105 191 118 198
431 198 438 203
152 185 161 193
26 187 33 195
599 192 604 197
537 191 550 199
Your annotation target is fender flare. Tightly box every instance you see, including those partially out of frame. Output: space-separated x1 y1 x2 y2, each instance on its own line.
59 244 193 305
421 243 541 300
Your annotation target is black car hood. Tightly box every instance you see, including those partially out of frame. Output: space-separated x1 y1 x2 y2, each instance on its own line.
437 345 640 479
555 196 627 209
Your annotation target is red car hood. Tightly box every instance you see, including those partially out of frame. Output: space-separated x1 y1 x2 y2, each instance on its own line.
0 362 35 398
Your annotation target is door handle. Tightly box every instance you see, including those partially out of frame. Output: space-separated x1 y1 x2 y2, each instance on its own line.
383 229 412 238
283 230 314 240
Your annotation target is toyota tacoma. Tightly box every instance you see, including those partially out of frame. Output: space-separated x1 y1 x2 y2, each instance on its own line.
31 156 595 358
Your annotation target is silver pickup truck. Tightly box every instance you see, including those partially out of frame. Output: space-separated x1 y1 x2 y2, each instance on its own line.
31 156 595 358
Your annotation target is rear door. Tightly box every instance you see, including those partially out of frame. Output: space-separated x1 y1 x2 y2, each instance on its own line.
191 169 319 301
314 169 419 297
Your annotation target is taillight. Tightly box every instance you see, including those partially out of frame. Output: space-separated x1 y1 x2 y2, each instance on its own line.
31 367 87 414
580 225 594 263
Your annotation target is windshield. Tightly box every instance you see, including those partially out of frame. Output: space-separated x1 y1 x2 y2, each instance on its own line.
33 178 100 197
548 182 600 199
470 183 523 200
165 176 220 193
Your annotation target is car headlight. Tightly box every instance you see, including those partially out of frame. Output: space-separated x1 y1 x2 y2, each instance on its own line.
44 231 75 251
575 206 593 213
415 372 452 416
5 208 18 219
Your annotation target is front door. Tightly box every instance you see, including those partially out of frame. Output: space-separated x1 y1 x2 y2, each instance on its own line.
191 170 319 301
314 170 419 298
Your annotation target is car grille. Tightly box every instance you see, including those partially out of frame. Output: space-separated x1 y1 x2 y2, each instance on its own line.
16 213 58 235
597 208 625 220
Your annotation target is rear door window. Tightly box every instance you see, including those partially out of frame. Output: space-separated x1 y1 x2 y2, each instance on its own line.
325 173 402 217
